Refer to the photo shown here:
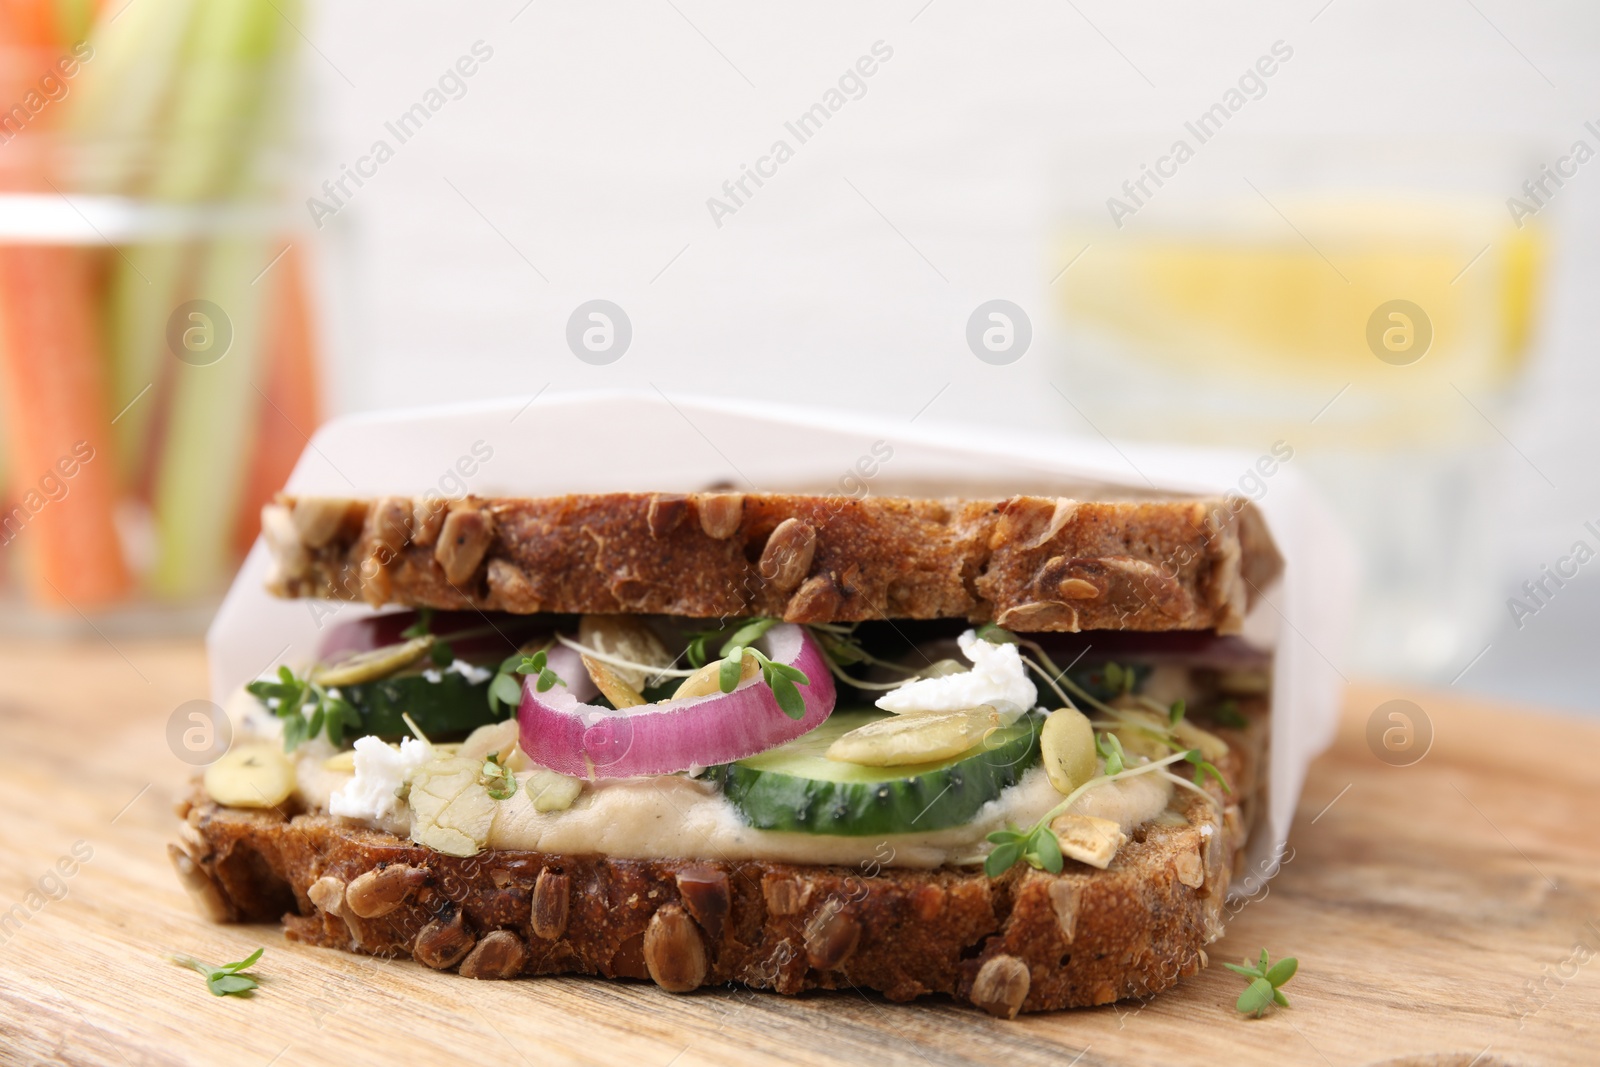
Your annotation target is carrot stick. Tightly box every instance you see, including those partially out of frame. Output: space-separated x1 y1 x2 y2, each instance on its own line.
0 245 131 607
232 241 319 559
0 1 130 608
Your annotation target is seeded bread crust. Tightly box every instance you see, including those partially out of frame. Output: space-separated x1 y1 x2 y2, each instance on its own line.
168 714 1261 1016
262 493 1282 634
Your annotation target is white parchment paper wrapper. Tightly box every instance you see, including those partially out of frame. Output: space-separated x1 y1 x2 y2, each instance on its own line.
208 389 1354 887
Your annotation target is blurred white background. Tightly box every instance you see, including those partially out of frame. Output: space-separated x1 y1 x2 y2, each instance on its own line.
296 0 1599 711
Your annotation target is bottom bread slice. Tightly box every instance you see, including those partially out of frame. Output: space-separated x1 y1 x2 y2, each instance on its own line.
169 745 1256 1016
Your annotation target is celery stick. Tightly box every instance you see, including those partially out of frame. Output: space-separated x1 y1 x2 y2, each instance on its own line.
106 242 187 487
69 0 203 486
100 0 292 492
148 234 270 599
146 0 288 202
65 0 204 195
146 0 296 597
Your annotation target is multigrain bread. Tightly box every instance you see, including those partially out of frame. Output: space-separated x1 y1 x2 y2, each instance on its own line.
169 706 1263 1016
263 492 1283 634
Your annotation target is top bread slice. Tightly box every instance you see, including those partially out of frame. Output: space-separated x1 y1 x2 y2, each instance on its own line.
263 492 1282 633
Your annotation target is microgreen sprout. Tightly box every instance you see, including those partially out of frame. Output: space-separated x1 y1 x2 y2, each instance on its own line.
489 646 568 717
719 618 779 657
1223 949 1298 1017
984 822 1062 877
807 622 927 690
717 643 810 719
516 649 565 693
246 667 354 751
984 627 1235 801
1103 661 1135 695
1096 731 1127 775
168 947 265 997
1185 748 1231 793
682 617 780 669
1215 699 1249 729
984 747 1197 878
480 751 518 800
487 653 524 716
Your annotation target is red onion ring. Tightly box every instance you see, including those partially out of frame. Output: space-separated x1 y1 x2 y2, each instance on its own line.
519 623 835 778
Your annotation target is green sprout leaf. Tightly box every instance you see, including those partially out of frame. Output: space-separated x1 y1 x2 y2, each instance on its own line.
975 623 1019 645
170 947 265 998
1236 977 1276 1017
1185 749 1233 793
684 617 777 670
1096 731 1127 776
1265 956 1298 987
480 752 518 800
759 656 809 719
983 829 1027 877
713 644 810 719
720 618 777 657
817 630 869 666
983 841 1023 878
324 695 352 747
769 677 804 719
984 742 1209 882
719 647 746 693
1228 950 1297 1018
429 641 454 667
1100 661 1136 695
248 669 359 753
490 647 565 713
1214 699 1248 729
208 974 257 995
766 662 807 684
487 653 524 717
1169 698 1186 726
1025 824 1063 874
489 672 522 712
685 632 714 670
984 823 1064 877
1104 662 1124 692
228 947 263 970
807 622 928 689
514 649 565 693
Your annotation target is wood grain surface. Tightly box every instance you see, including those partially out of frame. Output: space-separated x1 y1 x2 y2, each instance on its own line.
0 638 1595 1067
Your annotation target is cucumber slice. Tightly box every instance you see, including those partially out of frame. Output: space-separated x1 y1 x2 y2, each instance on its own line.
332 667 505 741
714 711 1042 836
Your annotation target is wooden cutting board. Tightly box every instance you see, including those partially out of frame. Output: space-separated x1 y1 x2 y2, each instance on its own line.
0 638 1595 1067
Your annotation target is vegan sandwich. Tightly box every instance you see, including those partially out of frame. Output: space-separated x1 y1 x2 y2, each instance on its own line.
170 490 1280 1016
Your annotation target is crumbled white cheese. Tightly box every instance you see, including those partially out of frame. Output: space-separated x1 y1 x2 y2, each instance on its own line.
329 735 435 821
875 629 1038 716
450 659 493 685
